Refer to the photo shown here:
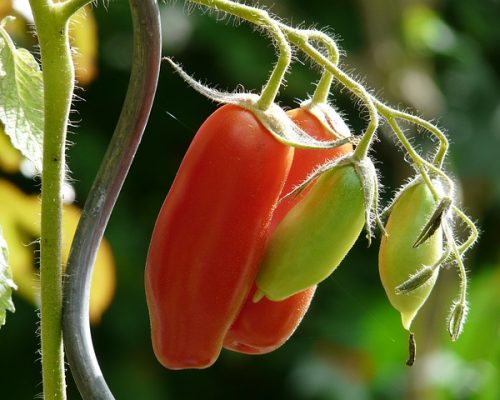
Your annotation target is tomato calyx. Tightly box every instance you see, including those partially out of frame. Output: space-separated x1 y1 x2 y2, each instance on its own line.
164 57 353 150
300 99 352 141
448 300 468 341
413 196 452 248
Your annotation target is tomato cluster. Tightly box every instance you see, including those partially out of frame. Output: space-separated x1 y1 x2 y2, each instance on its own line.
145 98 448 370
145 103 354 369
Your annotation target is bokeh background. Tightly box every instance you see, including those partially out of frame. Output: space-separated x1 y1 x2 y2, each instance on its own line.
1 0 500 398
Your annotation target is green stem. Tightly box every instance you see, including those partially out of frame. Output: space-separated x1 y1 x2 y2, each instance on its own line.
190 0 291 110
305 30 340 105
452 205 479 255
282 28 379 160
444 225 468 305
377 103 449 168
28 1 76 399
279 25 448 167
57 0 95 20
311 70 334 105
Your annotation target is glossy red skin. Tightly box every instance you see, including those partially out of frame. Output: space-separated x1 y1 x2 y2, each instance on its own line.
145 104 293 369
223 108 353 355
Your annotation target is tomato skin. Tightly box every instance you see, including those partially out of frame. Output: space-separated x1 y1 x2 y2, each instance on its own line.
223 108 353 354
256 163 366 301
270 108 353 231
145 104 293 369
379 181 443 330
223 285 316 354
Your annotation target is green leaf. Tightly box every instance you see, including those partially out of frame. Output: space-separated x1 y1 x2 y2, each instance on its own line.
0 225 16 328
0 18 44 172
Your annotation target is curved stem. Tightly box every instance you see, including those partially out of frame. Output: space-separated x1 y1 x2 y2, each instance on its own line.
452 205 479 255
380 107 456 204
383 115 437 196
303 30 340 105
62 0 161 398
281 27 379 161
189 0 291 110
444 225 468 305
377 102 449 168
279 25 448 167
256 28 291 110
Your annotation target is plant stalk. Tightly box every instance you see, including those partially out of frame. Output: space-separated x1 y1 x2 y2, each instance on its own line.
28 1 75 398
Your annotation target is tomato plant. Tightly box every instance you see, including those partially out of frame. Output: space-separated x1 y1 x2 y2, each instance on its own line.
0 0 480 397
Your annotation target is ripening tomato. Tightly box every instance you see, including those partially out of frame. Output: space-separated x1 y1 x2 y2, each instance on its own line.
255 161 367 301
224 107 353 354
145 104 293 369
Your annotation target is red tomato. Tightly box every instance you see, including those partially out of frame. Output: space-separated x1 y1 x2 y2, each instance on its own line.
145 104 293 369
223 107 353 354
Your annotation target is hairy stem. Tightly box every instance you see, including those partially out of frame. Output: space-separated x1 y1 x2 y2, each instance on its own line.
300 30 340 105
377 103 449 168
57 0 95 21
281 27 379 160
189 0 291 110
28 1 75 398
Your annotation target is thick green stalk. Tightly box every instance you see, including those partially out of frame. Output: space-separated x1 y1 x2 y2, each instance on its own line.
28 1 76 398
57 0 95 21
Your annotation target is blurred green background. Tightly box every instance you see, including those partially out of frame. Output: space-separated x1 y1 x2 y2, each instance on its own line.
1 0 500 398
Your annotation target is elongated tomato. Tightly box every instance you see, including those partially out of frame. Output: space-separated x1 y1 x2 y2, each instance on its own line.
223 107 352 354
145 104 293 369
256 163 366 301
379 181 443 331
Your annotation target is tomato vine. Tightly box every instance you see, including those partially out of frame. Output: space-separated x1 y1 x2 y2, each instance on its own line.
0 0 480 398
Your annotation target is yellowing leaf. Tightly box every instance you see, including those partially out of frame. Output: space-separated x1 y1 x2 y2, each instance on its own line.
0 179 115 323
70 6 98 86
0 1 13 18
0 124 22 172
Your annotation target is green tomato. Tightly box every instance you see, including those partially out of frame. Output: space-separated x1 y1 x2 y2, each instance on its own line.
379 180 443 331
256 163 365 301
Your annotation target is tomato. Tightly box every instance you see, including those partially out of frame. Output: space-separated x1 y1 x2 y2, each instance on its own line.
145 104 293 369
268 107 352 231
223 107 353 354
223 285 316 354
379 180 443 331
255 161 367 301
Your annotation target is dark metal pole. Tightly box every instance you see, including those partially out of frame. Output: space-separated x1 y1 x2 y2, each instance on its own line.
62 0 161 397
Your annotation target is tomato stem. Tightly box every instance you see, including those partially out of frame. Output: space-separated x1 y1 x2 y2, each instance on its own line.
190 0 291 111
452 206 479 255
443 224 468 332
28 0 78 397
311 72 334 106
61 0 161 398
376 104 449 168
278 23 449 169
280 27 380 161
57 0 95 21
305 31 340 105
406 332 416 367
